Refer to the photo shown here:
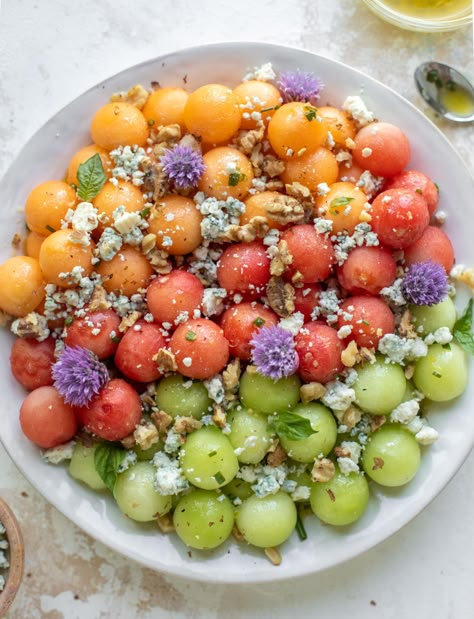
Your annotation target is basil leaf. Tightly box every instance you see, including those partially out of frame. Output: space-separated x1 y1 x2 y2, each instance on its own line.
270 412 316 441
77 153 107 201
94 443 126 491
453 298 474 355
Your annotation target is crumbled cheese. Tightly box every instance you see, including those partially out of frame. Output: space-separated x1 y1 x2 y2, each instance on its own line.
378 334 428 365
291 485 311 502
326 131 336 149
263 228 281 247
201 287 227 317
164 428 182 454
337 325 353 339
182 357 193 368
112 206 147 245
390 399 420 424
424 327 453 346
97 227 123 261
322 380 356 413
314 217 333 235
380 278 407 308
356 170 384 199
415 425 439 445
66 201 99 246
316 182 331 197
279 311 305 336
152 452 189 495
196 196 246 241
342 95 375 127
311 289 341 323
243 62 276 82
434 210 447 225
361 147 373 158
42 440 76 464
117 450 138 473
204 375 225 404
110 144 147 185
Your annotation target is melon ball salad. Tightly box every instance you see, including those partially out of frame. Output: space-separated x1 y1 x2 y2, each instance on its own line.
1 62 474 564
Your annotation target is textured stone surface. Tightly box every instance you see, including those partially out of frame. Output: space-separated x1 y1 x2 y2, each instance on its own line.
0 1 473 617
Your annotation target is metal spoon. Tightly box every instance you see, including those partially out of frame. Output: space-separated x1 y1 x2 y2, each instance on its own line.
414 61 474 122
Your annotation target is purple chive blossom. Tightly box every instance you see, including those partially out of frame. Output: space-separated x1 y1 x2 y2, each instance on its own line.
277 70 324 104
401 260 449 306
250 325 299 381
52 346 109 407
161 145 205 189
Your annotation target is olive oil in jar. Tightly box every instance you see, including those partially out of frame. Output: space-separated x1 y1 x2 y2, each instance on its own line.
379 0 471 20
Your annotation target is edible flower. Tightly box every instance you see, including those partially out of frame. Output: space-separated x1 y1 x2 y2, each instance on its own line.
52 345 109 407
250 325 299 380
401 260 449 306
277 70 324 104
161 145 205 189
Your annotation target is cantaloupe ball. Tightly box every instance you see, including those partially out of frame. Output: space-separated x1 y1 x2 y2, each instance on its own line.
93 180 145 231
25 231 47 260
317 106 356 148
25 181 77 236
148 195 203 255
315 182 368 235
0 256 45 317
66 144 114 185
90 102 149 150
184 84 241 145
197 147 253 201
233 80 282 129
96 245 153 297
142 87 189 131
242 191 286 231
39 229 95 287
281 147 338 192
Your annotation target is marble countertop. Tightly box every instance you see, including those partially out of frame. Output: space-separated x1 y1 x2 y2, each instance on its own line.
1 1 473 617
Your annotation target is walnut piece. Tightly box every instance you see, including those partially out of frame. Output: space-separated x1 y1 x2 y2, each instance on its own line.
265 194 305 224
398 309 417 339
151 409 173 433
232 524 245 542
223 358 241 394
300 382 327 403
142 160 169 200
153 348 178 373
269 239 293 277
341 340 359 367
110 83 149 109
10 312 49 340
121 434 136 449
156 513 175 533
147 247 172 274
311 458 335 482
263 156 285 178
174 416 203 434
285 182 314 221
370 415 386 433
11 233 22 248
119 310 141 333
88 285 110 311
266 444 287 467
264 547 282 566
266 276 295 318
341 405 362 430
404 364 415 380
150 123 182 147
133 422 159 451
141 233 157 255
234 127 265 156
211 404 227 428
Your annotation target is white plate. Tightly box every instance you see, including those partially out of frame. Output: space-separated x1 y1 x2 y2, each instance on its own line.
0 42 473 583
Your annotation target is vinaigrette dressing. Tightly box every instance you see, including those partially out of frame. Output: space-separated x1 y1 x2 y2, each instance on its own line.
439 85 474 117
378 0 472 20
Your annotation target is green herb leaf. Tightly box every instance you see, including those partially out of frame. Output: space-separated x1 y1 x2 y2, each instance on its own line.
147 118 156 126
295 512 307 541
111 335 122 344
139 206 151 219
208 450 217 458
453 299 474 354
228 170 247 186
253 317 265 327
77 153 107 201
304 105 319 121
94 443 125 491
186 330 197 341
432 371 443 378
64 316 74 327
214 471 225 484
260 104 280 113
330 196 355 209
269 412 316 441
45 224 56 233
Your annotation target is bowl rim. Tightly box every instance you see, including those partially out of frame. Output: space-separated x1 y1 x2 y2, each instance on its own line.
0 498 24 617
1 40 474 583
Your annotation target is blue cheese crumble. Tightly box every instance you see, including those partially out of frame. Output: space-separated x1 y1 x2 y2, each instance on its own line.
152 452 189 496
195 195 246 241
110 145 147 186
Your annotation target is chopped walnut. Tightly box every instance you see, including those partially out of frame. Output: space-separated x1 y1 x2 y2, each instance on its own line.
234 127 265 156
452 266 474 291
88 285 110 311
174 416 203 434
265 194 305 224
398 309 417 339
370 415 386 433
264 547 282 566
266 444 287 467
334 446 351 458
232 524 245 542
300 382 327 403
156 513 175 534
246 364 258 375
291 270 304 286
147 247 172 274
153 348 178 373
404 364 415 380
341 340 359 367
266 276 295 318
179 133 202 153
121 434 136 449
265 179 284 192
134 422 159 451
248 216 269 238
149 123 182 148
270 239 293 277
110 84 149 110
262 156 285 178
357 347 376 364
119 310 141 333
285 182 314 221
142 160 169 200
211 404 227 428
10 312 49 340
222 223 259 243
341 405 362 430
311 458 335 483
223 358 241 394
358 210 372 223
151 409 173 433
11 233 22 248
141 233 157 255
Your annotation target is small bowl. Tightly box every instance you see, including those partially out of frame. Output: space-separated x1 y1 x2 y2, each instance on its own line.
0 499 24 618
361 0 472 32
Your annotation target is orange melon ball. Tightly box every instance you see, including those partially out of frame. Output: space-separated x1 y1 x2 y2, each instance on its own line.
233 80 282 129
25 231 47 260
0 256 45 317
281 147 338 192
25 181 77 236
338 162 364 183
148 194 203 255
315 182 368 235
267 102 329 160
184 84 241 145
93 180 145 231
90 102 149 150
39 229 95 287
142 87 189 131
96 245 153 297
198 147 254 201
242 191 286 230
66 144 114 185
317 106 356 148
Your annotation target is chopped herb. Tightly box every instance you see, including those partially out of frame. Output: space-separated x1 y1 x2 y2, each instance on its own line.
253 317 265 327
269 411 316 441
260 104 280 113
453 299 474 355
432 371 442 378
295 512 307 541
214 471 225 484
186 331 197 341
94 443 126 491
147 118 155 126
330 196 355 210
228 170 247 186
139 206 151 219
45 225 56 233
111 335 122 344
304 105 319 121
208 450 217 457
64 316 74 327
441 343 451 350
415 188 423 194
77 153 107 201
361 320 370 326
